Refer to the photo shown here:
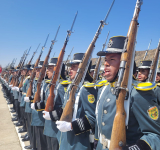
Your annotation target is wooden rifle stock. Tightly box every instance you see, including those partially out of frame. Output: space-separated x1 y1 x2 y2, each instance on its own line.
18 75 24 88
33 47 54 103
148 41 160 82
45 46 65 112
26 52 42 97
109 1 142 150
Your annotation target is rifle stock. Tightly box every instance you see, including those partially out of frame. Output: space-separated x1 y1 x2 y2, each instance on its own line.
26 50 42 96
109 0 142 149
45 45 66 111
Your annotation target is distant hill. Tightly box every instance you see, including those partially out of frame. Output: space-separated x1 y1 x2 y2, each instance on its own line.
91 49 157 67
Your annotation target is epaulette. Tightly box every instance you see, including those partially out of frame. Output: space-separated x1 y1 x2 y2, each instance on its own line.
134 82 157 91
157 83 160 86
45 80 51 83
35 78 38 81
95 80 108 87
83 83 95 88
60 80 71 85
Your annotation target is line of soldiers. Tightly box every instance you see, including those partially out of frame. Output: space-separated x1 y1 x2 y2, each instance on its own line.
1 35 160 150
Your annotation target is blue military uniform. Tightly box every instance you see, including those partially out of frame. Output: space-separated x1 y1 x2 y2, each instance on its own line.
31 78 47 150
59 83 97 150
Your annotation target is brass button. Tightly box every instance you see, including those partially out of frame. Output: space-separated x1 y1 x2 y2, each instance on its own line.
102 122 105 126
107 98 110 102
104 110 107 114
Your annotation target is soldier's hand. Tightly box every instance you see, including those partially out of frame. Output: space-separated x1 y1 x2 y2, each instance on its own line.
31 103 35 110
42 111 51 120
24 97 30 102
56 121 72 132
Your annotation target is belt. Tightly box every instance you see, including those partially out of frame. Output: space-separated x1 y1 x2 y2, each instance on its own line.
100 134 111 149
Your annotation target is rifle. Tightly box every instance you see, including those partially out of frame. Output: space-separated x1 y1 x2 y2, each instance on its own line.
92 31 110 83
60 0 114 122
65 47 74 64
6 59 14 82
14 47 31 87
11 50 27 85
143 39 152 60
109 0 143 149
12 58 17 67
19 45 40 88
65 47 74 73
26 35 49 97
33 26 60 103
44 13 78 112
148 39 160 82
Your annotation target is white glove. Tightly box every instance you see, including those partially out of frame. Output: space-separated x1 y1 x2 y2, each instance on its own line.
24 97 30 102
9 85 13 87
15 87 19 92
31 103 35 110
12 87 16 91
56 121 72 132
42 111 51 120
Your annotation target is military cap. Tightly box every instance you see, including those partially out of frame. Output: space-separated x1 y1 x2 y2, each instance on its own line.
35 61 44 68
157 67 160 74
97 36 126 56
8 66 15 71
90 65 96 72
30 64 35 69
45 57 58 67
14 66 20 71
138 60 152 69
66 53 84 67
23 64 32 70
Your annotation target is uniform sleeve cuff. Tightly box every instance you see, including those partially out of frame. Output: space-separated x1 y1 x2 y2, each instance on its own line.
122 140 151 150
49 108 63 121
35 102 45 110
72 116 92 135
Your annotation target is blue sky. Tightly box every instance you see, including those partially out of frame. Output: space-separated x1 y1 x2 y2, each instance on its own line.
0 0 160 67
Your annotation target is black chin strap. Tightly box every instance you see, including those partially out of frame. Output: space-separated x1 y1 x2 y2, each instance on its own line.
109 72 118 83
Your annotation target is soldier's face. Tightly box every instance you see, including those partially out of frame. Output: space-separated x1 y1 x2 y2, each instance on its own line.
138 68 149 82
14 71 17 75
104 53 121 82
22 69 27 75
90 71 94 77
36 68 41 78
47 66 54 79
28 70 32 76
69 64 79 80
156 73 160 82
